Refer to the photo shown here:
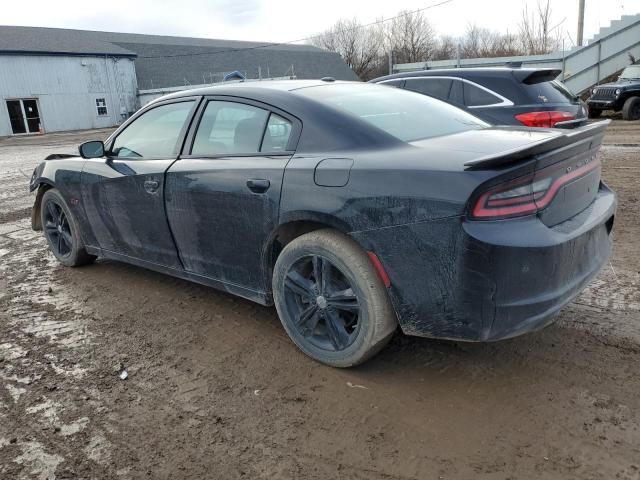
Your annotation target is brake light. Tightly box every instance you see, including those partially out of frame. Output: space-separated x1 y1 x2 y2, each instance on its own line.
471 155 601 220
515 111 575 128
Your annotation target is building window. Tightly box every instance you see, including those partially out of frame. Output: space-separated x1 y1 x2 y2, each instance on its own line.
96 98 108 116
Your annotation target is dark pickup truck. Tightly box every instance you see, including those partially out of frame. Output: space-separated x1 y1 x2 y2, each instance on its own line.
587 65 640 120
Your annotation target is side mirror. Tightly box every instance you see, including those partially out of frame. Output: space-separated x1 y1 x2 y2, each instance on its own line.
79 140 105 159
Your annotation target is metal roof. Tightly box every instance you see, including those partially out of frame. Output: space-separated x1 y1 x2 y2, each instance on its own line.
0 26 359 87
0 25 137 56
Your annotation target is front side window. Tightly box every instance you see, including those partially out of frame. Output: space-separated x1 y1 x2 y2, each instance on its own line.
192 101 269 156
405 78 452 101
111 101 194 158
449 80 464 105
295 83 487 142
96 98 108 116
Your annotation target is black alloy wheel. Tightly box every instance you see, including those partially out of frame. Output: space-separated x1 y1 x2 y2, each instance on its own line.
273 229 397 367
43 200 73 259
283 254 360 352
40 188 96 267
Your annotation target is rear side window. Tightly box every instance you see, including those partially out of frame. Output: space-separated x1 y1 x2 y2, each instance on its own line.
295 83 487 142
405 78 452 101
192 101 269 155
261 114 292 152
464 83 502 107
521 80 578 104
111 101 194 158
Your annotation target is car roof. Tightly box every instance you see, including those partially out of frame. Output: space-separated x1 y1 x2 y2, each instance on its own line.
371 67 559 83
159 79 353 98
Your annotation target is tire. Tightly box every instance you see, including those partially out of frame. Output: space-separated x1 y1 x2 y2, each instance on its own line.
587 105 602 119
273 229 397 367
41 189 96 267
622 96 640 121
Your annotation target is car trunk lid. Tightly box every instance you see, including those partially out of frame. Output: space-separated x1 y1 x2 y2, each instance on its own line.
464 120 609 226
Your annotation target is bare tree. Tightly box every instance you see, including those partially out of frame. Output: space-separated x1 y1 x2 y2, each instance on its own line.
460 24 521 59
385 10 436 64
518 0 562 55
432 35 457 61
310 18 384 80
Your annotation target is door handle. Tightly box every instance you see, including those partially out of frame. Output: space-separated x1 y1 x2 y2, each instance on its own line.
246 178 270 193
144 180 160 193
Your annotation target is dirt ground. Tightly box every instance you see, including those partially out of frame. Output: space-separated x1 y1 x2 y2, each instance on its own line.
0 120 639 480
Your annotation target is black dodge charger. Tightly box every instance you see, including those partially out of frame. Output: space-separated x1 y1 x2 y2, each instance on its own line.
30 80 616 367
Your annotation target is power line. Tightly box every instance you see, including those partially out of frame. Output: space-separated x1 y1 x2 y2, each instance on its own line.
138 0 454 60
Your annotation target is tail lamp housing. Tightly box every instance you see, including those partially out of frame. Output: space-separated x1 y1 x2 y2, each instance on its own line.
470 154 602 220
515 111 575 128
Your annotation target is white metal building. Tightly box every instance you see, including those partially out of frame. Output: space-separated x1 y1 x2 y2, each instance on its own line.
0 28 139 137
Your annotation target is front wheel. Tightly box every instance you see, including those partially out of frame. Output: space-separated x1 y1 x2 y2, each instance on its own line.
273 229 397 367
622 96 640 121
41 189 96 267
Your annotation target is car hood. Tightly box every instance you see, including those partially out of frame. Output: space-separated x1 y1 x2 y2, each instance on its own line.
595 79 639 88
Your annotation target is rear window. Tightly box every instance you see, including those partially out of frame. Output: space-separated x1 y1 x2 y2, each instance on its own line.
295 83 487 142
521 80 578 104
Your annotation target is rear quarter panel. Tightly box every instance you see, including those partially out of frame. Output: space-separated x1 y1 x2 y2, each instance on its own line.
279 146 495 232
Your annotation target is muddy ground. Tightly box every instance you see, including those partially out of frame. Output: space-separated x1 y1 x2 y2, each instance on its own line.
0 121 639 480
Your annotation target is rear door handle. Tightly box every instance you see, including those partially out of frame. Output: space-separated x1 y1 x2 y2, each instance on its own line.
144 180 160 193
246 178 270 193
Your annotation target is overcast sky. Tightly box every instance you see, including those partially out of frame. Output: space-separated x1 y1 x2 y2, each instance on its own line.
2 0 638 47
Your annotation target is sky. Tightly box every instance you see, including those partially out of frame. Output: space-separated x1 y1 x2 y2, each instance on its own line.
1 0 638 47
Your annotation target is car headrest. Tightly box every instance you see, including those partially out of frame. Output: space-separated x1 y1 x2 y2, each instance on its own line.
233 117 264 152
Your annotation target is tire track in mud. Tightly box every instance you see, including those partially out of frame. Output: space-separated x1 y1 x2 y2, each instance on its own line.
0 220 122 480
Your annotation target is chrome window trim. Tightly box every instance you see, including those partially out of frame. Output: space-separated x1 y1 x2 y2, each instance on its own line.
378 76 514 108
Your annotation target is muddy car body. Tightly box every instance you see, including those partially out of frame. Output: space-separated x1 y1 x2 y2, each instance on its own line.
30 80 616 366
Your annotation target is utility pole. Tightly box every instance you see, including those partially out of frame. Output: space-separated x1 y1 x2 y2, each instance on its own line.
577 0 586 46
388 49 393 75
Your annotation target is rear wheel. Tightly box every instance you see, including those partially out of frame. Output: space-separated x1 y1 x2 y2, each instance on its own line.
41 189 95 267
622 96 640 121
587 105 602 119
273 229 397 367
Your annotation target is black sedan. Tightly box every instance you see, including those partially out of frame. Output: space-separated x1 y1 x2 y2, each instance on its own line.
371 68 587 128
30 80 616 367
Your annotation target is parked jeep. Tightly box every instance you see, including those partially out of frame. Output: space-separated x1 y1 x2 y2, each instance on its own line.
587 65 640 120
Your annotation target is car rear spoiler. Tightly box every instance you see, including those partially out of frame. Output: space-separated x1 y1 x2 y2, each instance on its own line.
512 68 562 84
463 120 610 170
553 118 589 129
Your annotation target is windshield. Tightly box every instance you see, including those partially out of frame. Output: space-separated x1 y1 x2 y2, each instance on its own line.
294 83 487 142
620 65 640 79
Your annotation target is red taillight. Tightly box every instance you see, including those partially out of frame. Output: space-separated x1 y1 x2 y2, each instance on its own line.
471 155 601 220
515 111 575 128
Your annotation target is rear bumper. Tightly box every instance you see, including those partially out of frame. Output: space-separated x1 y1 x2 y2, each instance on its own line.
352 185 616 341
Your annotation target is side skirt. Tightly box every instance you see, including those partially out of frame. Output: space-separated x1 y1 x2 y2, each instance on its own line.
85 246 272 306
